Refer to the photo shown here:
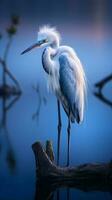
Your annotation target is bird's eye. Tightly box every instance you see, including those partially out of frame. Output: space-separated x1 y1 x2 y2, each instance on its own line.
43 39 47 43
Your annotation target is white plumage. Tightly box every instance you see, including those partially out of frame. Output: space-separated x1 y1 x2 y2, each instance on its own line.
39 26 86 123
21 25 86 123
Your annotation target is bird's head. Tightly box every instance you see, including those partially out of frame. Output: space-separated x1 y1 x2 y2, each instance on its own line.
21 25 61 55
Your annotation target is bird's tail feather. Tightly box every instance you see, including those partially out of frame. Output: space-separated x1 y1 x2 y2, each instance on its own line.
61 101 75 123
71 104 80 124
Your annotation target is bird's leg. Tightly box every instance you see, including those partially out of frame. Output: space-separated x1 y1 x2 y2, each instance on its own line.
57 99 62 165
57 99 62 130
67 109 71 167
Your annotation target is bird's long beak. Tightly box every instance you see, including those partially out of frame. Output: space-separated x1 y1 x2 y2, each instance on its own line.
21 42 42 55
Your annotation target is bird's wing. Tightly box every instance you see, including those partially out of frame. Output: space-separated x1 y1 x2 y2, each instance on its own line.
59 53 80 123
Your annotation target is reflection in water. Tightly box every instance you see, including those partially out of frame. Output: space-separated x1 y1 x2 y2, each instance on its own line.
32 84 47 122
35 181 54 200
35 180 71 200
35 175 112 200
94 74 112 107
0 95 20 173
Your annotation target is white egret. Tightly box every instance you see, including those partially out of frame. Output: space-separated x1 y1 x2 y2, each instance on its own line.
21 25 86 166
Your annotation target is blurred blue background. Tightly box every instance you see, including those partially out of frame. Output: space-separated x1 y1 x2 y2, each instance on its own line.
0 0 112 199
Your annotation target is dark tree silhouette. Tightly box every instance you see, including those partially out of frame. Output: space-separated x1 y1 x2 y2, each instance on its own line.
94 74 112 107
0 15 21 97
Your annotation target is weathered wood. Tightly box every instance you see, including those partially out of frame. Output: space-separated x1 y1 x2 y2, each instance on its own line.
46 140 54 162
32 141 112 193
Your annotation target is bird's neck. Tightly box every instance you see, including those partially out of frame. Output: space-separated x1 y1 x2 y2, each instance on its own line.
51 39 59 49
42 47 58 74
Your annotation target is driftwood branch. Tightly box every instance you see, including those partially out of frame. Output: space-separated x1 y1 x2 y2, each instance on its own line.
32 141 112 195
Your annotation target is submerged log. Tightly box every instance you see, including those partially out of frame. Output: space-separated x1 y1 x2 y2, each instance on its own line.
32 141 112 192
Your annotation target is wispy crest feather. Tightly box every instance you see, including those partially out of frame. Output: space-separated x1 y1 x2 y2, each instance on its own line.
39 25 61 44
